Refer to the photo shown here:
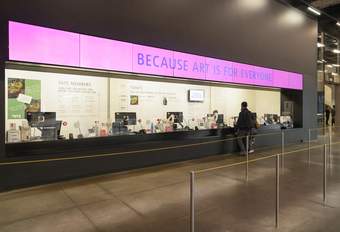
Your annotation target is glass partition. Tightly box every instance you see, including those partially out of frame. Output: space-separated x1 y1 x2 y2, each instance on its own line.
5 67 288 143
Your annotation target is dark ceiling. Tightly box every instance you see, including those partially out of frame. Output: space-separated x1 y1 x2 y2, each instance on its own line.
286 0 340 38
285 0 340 64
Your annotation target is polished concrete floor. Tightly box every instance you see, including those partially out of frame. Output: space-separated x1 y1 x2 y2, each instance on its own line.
0 132 340 232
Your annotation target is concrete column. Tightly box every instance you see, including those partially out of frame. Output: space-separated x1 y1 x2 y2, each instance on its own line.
0 19 8 159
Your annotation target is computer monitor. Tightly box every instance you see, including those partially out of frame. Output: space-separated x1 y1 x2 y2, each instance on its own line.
216 114 224 124
26 112 59 140
55 120 62 136
166 112 183 123
264 113 279 124
188 89 204 102
26 112 56 127
111 121 128 134
115 112 137 125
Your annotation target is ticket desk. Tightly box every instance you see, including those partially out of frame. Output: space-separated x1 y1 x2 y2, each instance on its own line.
1 126 304 191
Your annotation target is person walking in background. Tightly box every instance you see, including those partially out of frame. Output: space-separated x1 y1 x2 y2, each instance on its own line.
331 105 336 126
235 101 253 155
325 105 331 126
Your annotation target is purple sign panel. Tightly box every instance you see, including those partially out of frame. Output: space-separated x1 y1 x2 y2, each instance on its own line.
9 21 80 67
8 21 303 90
132 44 174 77
80 35 132 72
173 52 206 80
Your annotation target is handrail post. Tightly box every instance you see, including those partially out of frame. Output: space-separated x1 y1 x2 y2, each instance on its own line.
308 128 311 166
276 154 280 228
246 135 249 182
281 130 285 173
190 171 195 232
323 144 327 205
329 127 332 174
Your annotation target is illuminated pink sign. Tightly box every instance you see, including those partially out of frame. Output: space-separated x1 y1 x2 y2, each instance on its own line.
80 35 132 72
9 21 80 67
8 21 303 90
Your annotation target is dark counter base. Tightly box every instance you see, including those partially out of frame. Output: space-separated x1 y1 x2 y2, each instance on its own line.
1 127 304 191
5 128 234 158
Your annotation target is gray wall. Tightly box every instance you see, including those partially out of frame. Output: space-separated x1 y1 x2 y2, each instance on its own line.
0 0 317 186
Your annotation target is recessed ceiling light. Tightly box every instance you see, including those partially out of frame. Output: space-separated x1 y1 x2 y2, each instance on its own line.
333 49 340 54
333 64 340 67
307 7 321 16
327 64 333 68
337 22 340 27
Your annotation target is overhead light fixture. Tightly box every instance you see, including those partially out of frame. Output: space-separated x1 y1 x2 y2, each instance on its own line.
317 42 325 47
327 64 333 68
333 64 340 67
333 49 340 53
337 22 340 27
307 6 321 16
317 60 323 63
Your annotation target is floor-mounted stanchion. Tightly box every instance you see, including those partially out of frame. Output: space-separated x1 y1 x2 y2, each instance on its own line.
308 128 311 166
329 127 332 174
246 135 249 182
275 154 280 228
190 172 195 232
323 144 327 205
281 130 285 173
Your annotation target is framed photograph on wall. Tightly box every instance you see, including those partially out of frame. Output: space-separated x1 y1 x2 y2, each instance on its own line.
130 95 139 105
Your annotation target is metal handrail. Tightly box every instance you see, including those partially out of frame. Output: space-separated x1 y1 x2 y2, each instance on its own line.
189 129 336 232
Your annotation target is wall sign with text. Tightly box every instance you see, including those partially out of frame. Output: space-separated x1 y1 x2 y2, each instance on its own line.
9 21 303 90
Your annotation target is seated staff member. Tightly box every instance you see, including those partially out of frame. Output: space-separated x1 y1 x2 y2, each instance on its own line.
206 110 219 129
235 102 254 155
331 105 336 126
212 110 219 122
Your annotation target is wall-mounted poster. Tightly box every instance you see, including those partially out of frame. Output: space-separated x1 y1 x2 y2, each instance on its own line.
130 95 139 105
8 78 41 119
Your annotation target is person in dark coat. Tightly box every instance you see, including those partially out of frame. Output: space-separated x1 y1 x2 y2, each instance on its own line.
331 105 336 126
325 105 331 126
235 101 253 155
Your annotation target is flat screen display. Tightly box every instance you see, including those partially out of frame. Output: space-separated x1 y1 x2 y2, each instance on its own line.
188 90 204 102
217 114 224 124
26 112 56 127
115 112 137 125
